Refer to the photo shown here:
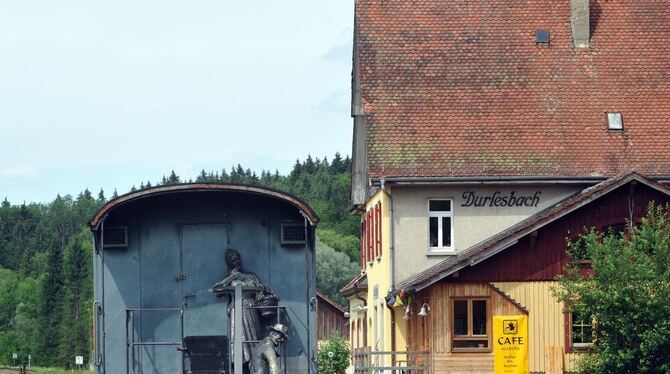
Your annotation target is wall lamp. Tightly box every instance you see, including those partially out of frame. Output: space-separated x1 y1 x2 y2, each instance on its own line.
418 303 430 317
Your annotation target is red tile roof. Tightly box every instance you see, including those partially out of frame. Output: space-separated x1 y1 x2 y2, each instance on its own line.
356 0 670 178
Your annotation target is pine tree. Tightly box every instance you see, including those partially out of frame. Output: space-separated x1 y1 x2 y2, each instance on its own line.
168 170 180 185
196 169 208 183
343 155 352 171
37 241 65 366
330 152 344 173
304 155 316 174
290 159 302 182
58 231 92 366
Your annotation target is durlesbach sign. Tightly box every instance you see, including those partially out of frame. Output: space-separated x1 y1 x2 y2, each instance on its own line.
461 191 542 208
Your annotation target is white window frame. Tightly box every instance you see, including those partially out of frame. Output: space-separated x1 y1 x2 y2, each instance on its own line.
428 198 455 252
570 311 594 349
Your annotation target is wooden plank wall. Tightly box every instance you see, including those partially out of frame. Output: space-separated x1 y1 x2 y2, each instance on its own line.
406 283 525 373
492 281 578 373
456 184 670 282
317 298 350 341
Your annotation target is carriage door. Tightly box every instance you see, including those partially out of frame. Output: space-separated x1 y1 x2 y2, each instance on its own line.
181 224 229 337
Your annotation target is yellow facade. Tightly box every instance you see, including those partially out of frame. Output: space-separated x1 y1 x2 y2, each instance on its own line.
354 187 416 368
362 189 393 354
346 187 414 366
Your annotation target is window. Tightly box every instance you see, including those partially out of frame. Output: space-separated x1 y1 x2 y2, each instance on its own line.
103 226 128 248
607 112 623 130
428 199 453 251
571 311 594 348
451 298 490 351
536 29 550 45
281 223 306 244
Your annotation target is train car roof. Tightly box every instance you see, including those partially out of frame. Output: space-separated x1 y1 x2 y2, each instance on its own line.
89 183 319 230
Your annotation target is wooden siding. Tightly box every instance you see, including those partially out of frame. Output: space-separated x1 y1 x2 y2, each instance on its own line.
492 281 579 373
317 296 349 341
457 184 670 281
406 283 525 373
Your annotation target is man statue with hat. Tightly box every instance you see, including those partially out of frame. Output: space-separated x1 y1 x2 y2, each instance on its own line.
249 324 289 374
212 249 275 367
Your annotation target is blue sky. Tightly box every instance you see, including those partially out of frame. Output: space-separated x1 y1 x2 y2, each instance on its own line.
0 1 354 203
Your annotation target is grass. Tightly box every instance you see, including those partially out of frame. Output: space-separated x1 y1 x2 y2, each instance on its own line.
30 368 92 374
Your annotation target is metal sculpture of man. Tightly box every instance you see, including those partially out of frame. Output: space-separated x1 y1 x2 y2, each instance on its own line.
212 249 274 367
249 324 288 374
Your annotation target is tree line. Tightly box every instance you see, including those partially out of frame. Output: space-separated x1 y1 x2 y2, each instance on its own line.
0 153 359 367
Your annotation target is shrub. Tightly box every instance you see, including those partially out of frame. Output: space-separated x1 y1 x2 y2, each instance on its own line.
554 203 670 374
317 334 350 374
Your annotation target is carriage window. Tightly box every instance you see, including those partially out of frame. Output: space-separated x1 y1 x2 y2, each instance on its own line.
452 298 490 351
103 227 128 248
281 223 306 244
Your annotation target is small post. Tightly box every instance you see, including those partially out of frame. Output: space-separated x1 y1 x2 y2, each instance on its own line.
234 283 243 374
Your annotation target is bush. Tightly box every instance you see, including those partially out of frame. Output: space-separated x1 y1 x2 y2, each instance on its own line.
554 203 670 374
317 334 350 374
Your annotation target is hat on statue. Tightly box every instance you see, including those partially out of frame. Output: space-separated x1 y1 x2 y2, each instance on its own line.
269 324 289 339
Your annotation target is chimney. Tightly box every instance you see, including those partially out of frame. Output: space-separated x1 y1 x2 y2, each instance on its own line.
571 0 590 48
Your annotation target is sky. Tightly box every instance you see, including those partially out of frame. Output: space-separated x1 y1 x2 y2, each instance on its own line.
0 1 354 203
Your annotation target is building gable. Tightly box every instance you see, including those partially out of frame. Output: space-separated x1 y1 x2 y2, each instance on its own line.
398 173 670 290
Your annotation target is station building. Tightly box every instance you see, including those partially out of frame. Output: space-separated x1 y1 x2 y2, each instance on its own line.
341 1 670 372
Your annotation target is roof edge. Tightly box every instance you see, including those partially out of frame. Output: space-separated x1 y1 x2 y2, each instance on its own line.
489 283 529 314
340 272 367 297
397 172 670 291
316 291 348 314
89 183 319 229
371 175 608 185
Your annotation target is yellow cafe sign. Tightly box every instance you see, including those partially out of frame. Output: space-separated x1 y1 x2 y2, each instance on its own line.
493 315 529 374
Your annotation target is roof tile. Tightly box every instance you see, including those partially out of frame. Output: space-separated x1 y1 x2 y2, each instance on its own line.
356 0 670 177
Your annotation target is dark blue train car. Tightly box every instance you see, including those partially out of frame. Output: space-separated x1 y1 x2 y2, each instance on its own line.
90 184 319 374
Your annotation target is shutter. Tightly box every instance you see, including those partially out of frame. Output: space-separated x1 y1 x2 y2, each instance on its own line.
360 221 366 269
377 202 382 258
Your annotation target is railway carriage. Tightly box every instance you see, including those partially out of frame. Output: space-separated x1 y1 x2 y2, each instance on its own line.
90 184 318 374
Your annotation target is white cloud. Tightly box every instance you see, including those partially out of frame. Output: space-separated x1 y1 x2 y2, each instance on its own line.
0 164 42 184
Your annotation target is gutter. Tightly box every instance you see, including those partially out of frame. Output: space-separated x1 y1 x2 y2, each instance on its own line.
370 175 670 186
379 179 396 291
370 176 608 185
379 179 397 355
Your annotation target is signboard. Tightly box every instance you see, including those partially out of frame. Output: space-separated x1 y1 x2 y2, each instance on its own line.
494 315 529 374
461 191 542 208
12 353 17 359
75 356 84 365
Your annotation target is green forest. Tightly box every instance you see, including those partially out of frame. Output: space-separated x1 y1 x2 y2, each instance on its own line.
0 153 359 367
